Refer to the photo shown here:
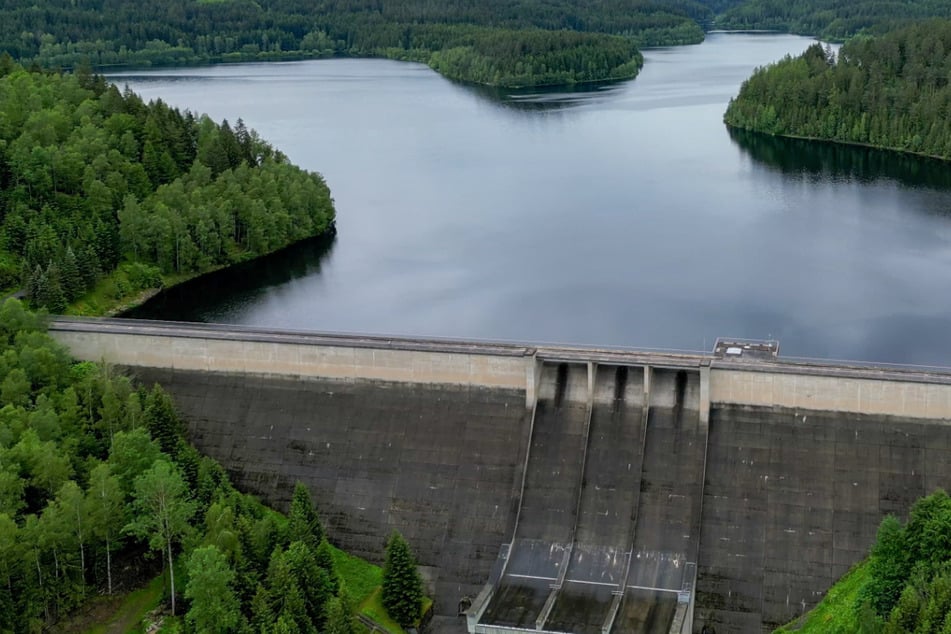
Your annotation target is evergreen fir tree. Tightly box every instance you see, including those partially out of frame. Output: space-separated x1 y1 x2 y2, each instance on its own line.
322 596 353 634
60 247 82 302
381 531 423 628
288 482 324 549
315 538 340 594
143 385 184 458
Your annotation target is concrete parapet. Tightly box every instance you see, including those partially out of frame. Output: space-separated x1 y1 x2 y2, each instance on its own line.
51 317 536 406
710 366 951 420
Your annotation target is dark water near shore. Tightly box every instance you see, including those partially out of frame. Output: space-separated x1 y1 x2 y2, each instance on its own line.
116 33 951 365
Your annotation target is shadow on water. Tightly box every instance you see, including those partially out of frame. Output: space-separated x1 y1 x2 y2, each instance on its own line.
457 78 631 114
729 127 951 191
124 230 337 322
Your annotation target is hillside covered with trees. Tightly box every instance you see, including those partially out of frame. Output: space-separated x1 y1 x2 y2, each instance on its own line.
724 21 951 160
0 0 726 87
0 60 335 313
0 299 417 632
716 0 951 40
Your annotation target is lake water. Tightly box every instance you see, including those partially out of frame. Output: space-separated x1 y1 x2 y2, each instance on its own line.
114 33 951 365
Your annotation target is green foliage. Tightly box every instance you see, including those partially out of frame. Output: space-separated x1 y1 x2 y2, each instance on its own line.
288 482 324 550
286 540 335 628
773 560 872 633
264 547 312 633
143 385 185 458
717 0 951 40
323 596 354 634
726 21 951 161
381 532 423 628
124 459 196 616
330 545 382 607
0 299 369 633
860 514 910 618
0 65 335 314
184 545 242 634
428 28 644 88
0 0 716 86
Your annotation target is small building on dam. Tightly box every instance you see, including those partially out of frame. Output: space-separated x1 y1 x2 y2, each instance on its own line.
49 317 951 634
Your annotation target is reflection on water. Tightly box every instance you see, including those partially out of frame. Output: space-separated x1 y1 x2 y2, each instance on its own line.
124 230 337 323
462 79 631 113
729 127 951 191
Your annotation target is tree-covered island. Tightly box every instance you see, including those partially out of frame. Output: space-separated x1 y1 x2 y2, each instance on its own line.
725 20 951 161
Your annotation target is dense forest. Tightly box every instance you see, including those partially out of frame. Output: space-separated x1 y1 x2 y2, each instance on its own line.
0 299 430 632
717 0 951 40
427 27 644 87
0 0 727 87
0 60 335 313
724 21 951 161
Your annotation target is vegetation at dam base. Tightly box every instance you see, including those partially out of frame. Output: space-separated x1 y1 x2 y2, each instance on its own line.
0 59 335 315
0 299 428 633
724 21 951 162
775 491 951 634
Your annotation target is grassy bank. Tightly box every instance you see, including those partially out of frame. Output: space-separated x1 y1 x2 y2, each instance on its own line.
773 560 870 633
330 546 432 634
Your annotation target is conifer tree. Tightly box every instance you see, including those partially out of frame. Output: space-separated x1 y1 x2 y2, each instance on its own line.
143 385 184 458
288 482 324 549
323 596 353 634
381 531 423 628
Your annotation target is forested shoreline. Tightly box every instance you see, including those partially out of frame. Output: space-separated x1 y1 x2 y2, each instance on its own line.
0 59 335 314
724 21 951 162
0 0 722 88
0 0 702 88
716 0 951 41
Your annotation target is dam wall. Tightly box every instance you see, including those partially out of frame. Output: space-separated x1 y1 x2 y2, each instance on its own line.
47 318 951 633
50 318 538 405
711 365 951 418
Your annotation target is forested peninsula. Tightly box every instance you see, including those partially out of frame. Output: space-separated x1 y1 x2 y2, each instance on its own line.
724 21 951 161
0 0 723 88
0 60 335 314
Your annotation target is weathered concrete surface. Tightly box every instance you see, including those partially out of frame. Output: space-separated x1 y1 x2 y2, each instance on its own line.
696 404 951 632
129 367 531 624
546 365 646 634
620 370 705 633
711 366 951 419
480 362 590 628
51 317 537 405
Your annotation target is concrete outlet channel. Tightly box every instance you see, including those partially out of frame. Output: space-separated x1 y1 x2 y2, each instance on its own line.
49 318 951 633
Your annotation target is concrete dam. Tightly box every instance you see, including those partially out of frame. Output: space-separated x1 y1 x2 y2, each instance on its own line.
49 318 951 633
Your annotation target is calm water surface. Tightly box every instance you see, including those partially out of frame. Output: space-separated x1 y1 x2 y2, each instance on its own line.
115 33 951 365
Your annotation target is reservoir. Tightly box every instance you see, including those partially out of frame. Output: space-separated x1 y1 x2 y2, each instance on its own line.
116 33 951 365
